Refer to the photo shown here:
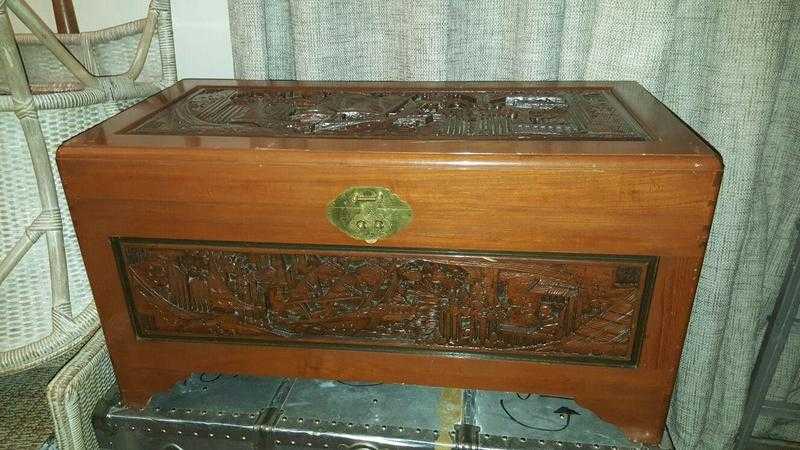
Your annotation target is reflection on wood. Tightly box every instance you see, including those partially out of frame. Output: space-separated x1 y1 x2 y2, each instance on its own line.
127 87 648 141
117 239 654 364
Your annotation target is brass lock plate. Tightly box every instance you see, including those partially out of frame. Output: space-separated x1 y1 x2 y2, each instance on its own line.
327 187 412 244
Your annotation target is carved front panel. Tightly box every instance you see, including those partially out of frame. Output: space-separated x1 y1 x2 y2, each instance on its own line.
125 87 648 140
115 239 656 365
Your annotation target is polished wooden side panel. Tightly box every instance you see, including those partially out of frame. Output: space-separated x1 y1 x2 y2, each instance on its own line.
57 80 722 445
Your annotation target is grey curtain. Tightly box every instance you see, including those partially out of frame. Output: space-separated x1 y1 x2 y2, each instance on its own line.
226 1 800 448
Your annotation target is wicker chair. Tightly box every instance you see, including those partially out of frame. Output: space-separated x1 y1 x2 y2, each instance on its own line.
0 1 175 447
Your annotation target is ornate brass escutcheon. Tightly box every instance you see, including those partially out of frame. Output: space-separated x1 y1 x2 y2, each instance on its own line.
327 187 412 244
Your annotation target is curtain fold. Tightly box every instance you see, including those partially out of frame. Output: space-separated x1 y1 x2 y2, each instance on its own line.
225 1 800 447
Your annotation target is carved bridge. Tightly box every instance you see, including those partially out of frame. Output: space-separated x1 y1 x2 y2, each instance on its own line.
115 239 655 365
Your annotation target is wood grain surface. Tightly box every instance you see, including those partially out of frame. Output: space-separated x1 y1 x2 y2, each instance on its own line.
58 80 722 444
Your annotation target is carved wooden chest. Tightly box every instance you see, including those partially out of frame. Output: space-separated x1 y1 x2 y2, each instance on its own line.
58 80 721 444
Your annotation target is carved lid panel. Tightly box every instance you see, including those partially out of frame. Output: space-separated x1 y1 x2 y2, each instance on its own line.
125 86 649 141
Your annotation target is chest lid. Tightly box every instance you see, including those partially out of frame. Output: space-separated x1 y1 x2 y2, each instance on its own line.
125 84 648 140
61 80 719 167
